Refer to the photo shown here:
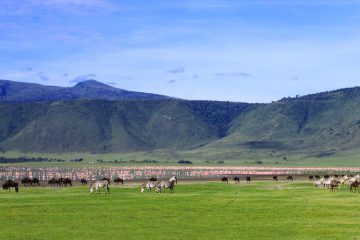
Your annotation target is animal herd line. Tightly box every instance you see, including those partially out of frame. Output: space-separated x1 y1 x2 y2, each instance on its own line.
2 174 360 194
221 174 360 192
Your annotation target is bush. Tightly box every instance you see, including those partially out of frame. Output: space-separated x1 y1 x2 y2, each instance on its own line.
177 160 193 164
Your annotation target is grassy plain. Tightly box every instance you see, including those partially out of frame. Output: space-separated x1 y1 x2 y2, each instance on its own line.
1 181 360 240
1 150 360 167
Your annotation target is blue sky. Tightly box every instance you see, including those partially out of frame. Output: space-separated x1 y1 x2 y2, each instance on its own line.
1 0 360 102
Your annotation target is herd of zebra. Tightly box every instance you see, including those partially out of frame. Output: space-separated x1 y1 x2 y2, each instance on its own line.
312 174 360 192
140 176 177 193
88 176 177 194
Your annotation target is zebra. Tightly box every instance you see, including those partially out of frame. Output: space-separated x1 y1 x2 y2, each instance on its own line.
169 175 177 184
348 174 360 185
141 181 158 192
90 180 110 194
156 179 176 193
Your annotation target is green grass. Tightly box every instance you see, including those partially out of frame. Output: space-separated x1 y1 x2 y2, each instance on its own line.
1 181 360 239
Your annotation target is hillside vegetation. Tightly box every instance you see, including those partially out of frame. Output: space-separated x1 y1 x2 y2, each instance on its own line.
0 99 248 152
1 80 360 161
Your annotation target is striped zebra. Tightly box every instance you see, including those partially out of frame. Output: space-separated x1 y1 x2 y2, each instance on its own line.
169 175 177 184
156 179 176 193
90 180 110 194
141 181 158 192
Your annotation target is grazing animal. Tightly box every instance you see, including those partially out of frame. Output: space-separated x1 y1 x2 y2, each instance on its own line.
338 178 346 187
272 176 278 181
2 180 19 192
48 178 60 187
350 180 360 193
221 177 228 183
156 179 176 193
80 178 88 185
246 176 251 182
101 178 111 185
60 178 72 187
323 177 334 188
349 174 360 185
286 176 293 181
114 178 124 185
308 176 314 181
169 175 178 184
21 177 32 187
31 178 40 187
141 181 158 192
314 175 320 180
233 177 240 183
58 178 64 186
329 180 338 192
314 179 323 188
90 180 110 194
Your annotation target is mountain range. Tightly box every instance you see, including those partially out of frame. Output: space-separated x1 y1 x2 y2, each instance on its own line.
0 79 170 102
0 79 360 159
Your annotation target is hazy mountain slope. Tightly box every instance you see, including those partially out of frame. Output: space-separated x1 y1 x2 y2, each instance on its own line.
1 80 360 155
203 87 360 154
0 100 248 152
0 79 171 102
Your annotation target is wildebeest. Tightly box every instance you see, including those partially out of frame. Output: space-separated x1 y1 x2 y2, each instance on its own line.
221 177 228 183
2 180 19 192
80 178 88 185
114 178 124 185
48 178 61 187
60 178 72 187
156 179 176 193
233 177 240 183
350 180 360 193
308 176 314 181
286 175 293 181
31 178 40 187
21 177 32 187
272 175 278 181
246 176 251 182
90 180 110 194
329 180 338 192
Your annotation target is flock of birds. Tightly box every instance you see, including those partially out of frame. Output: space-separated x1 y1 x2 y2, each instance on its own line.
2 174 360 193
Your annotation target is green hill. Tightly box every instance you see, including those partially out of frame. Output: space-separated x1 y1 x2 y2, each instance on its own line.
198 87 360 158
0 100 248 152
1 83 360 160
